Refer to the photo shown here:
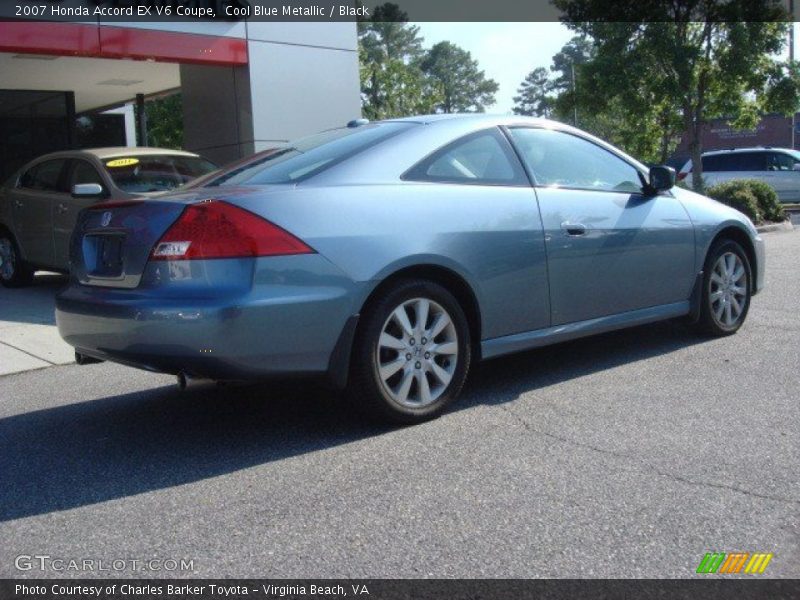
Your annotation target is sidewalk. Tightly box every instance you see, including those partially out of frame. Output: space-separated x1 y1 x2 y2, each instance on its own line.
0 273 75 376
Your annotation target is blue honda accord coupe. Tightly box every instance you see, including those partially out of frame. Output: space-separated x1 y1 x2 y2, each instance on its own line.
56 115 765 423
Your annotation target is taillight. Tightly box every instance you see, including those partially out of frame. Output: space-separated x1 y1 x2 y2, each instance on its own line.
150 200 313 260
677 172 688 181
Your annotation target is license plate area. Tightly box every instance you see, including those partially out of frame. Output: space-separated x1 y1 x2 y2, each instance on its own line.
84 233 125 278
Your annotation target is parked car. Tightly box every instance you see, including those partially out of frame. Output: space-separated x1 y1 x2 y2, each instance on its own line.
0 147 217 286
55 115 764 423
678 147 800 202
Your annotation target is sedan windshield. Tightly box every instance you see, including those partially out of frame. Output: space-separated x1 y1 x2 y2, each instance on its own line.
205 122 414 187
104 155 217 193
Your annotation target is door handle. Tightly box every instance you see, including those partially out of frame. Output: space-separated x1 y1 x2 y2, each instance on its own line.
13 200 23 209
561 221 587 236
56 203 68 214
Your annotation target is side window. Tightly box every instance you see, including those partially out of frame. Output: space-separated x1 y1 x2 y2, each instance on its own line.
767 152 795 171
69 160 105 188
508 128 643 193
24 159 67 192
18 165 38 189
737 152 766 171
702 154 733 172
404 128 527 185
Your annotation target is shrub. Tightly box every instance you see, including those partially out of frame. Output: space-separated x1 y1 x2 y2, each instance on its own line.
743 179 786 222
706 180 766 224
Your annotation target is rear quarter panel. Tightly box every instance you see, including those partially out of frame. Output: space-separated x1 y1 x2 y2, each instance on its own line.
231 183 551 340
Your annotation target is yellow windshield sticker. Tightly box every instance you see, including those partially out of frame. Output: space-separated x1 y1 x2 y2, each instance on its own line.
106 158 140 168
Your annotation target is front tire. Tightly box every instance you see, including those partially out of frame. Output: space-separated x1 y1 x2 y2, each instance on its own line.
0 230 34 288
349 279 471 424
696 239 752 336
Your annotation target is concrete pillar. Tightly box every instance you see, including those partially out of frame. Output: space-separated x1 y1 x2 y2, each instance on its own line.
180 63 254 166
135 93 147 147
180 23 360 166
245 23 361 152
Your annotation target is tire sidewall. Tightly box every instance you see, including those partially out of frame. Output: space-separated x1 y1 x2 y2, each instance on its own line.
354 280 471 423
701 239 752 335
0 229 31 288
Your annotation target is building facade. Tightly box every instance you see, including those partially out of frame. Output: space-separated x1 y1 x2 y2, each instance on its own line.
670 113 800 168
0 19 361 179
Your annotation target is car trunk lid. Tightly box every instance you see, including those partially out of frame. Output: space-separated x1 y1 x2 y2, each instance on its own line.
72 186 272 289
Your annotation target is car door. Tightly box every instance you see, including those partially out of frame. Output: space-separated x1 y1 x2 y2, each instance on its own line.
765 151 799 202
7 158 68 268
700 153 737 187
402 127 551 338
506 127 696 326
734 151 773 189
54 159 109 269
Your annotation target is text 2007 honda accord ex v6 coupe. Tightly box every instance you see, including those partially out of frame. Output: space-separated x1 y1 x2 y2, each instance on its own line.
56 115 765 423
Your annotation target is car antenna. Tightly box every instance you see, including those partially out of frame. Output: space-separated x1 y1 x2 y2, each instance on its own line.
347 118 370 128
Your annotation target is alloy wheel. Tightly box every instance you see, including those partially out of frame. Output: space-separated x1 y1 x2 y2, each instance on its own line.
709 251 748 328
375 297 459 408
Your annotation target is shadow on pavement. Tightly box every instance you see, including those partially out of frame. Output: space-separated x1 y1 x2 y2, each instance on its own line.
0 319 706 522
0 273 68 326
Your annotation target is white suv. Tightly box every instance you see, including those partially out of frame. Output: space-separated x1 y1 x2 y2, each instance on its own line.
678 147 800 203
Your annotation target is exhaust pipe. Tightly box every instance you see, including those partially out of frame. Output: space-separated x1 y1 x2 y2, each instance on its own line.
176 372 188 391
75 351 103 365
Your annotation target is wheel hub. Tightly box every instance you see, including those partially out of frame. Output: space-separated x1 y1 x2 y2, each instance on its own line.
709 251 747 328
376 297 459 408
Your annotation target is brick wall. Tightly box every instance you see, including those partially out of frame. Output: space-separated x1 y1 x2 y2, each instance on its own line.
669 113 800 167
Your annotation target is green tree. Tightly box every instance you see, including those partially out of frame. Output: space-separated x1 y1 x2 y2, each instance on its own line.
143 93 183 149
513 67 554 117
358 3 437 119
554 0 797 188
550 34 593 94
420 41 499 113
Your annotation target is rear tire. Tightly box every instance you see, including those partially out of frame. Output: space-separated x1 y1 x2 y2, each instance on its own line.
349 279 471 424
0 229 34 288
695 239 752 336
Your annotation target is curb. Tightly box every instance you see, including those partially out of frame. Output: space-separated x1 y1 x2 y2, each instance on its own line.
757 220 794 234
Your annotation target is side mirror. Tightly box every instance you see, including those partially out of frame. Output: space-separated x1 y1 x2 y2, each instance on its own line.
647 165 676 194
71 183 106 198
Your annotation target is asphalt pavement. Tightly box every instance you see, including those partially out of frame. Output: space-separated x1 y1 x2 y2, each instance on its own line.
0 230 798 579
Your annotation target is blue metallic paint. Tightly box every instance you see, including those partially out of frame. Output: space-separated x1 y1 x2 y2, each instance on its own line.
55 115 765 384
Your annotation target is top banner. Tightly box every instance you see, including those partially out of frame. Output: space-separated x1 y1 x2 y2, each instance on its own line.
1 0 799 23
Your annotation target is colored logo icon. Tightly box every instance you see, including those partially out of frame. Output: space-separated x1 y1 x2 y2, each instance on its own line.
697 552 773 574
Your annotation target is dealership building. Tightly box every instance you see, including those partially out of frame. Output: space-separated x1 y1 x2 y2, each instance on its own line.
0 19 361 181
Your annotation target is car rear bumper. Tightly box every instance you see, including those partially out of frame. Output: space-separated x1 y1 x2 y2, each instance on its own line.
56 255 362 381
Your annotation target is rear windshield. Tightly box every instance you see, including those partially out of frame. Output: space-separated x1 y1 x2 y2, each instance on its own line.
104 155 217 193
205 122 414 187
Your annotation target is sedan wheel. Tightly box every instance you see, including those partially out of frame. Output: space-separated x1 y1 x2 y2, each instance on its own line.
697 239 752 335
350 279 471 423
0 233 33 288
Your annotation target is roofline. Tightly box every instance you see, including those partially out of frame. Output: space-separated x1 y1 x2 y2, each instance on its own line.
702 146 795 155
22 147 203 161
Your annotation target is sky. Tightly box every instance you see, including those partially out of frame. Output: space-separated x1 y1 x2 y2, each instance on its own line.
415 22 575 115
415 22 800 116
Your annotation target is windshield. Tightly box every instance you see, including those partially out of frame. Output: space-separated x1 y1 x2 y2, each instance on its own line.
104 155 217 193
205 122 414 187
